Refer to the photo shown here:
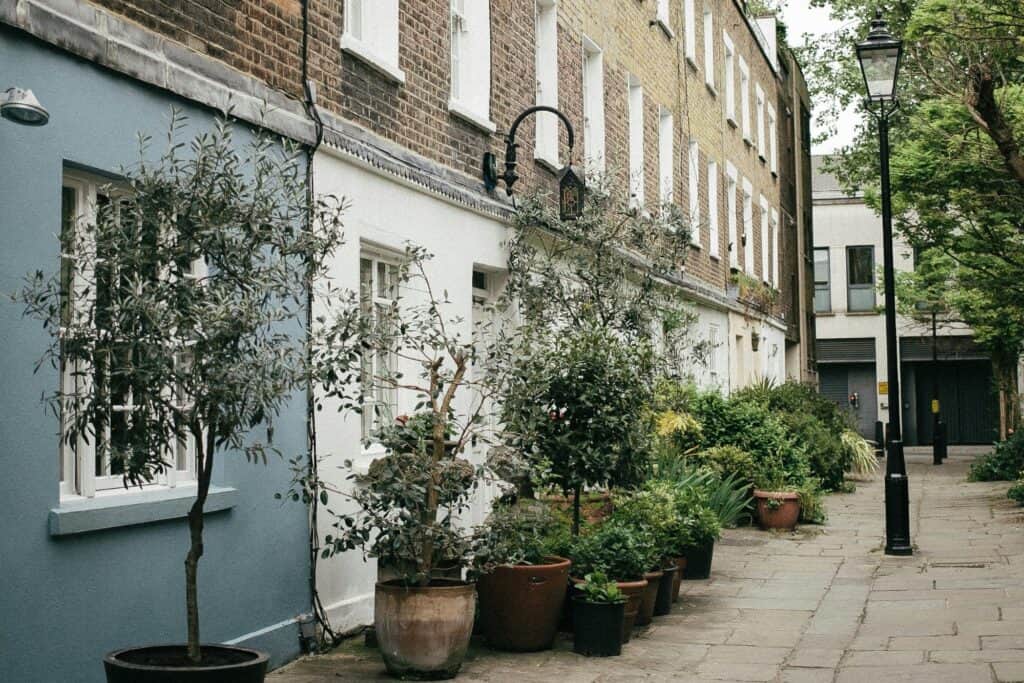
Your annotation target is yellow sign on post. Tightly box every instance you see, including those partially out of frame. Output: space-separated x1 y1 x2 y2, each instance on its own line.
931 399 940 414
878 381 889 395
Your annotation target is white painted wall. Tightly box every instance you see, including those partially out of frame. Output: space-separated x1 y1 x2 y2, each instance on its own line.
311 148 509 630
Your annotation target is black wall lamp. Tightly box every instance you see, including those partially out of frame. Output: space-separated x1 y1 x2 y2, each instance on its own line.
482 105 584 220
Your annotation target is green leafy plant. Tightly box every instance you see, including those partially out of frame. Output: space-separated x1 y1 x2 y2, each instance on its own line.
498 318 655 533
843 430 879 477
611 482 684 565
577 572 627 604
703 472 754 528
730 272 778 312
688 446 757 486
17 113 347 663
569 520 658 582
470 501 569 575
969 432 1024 482
1008 474 1024 506
797 478 827 525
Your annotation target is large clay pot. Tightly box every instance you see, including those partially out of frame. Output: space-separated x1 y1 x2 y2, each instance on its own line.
681 541 715 580
754 490 801 530
615 579 647 644
635 570 663 626
104 645 268 683
375 579 475 680
477 556 571 651
671 556 687 602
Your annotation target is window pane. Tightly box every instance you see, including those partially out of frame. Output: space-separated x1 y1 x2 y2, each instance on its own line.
849 286 875 312
813 248 829 284
814 287 830 313
847 247 873 285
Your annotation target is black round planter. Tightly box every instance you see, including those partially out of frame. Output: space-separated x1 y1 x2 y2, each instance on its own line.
571 597 624 657
681 541 715 580
653 565 676 616
104 645 268 683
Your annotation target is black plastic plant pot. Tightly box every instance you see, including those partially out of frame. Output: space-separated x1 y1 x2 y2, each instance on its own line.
571 597 625 657
682 541 715 580
104 645 268 683
653 565 676 616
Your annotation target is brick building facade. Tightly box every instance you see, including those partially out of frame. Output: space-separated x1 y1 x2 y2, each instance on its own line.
2 0 816 676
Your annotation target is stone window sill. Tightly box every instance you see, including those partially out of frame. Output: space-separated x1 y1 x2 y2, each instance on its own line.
340 35 406 85
49 485 237 536
448 99 496 134
655 19 674 40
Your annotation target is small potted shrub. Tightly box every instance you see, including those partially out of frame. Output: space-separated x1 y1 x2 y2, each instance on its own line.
753 465 802 531
610 484 681 624
569 520 657 643
572 572 627 657
471 502 572 652
677 487 722 580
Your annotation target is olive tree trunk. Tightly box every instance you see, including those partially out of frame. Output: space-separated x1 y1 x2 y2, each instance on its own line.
186 428 215 663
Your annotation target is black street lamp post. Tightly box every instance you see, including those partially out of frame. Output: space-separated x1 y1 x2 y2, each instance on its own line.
857 9 912 556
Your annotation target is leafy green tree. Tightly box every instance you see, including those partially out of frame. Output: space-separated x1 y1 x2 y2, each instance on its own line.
18 113 346 663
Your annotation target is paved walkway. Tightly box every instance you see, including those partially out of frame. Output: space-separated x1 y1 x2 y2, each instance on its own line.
271 447 1024 682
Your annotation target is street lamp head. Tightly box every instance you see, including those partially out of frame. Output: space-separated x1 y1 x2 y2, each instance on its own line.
1 87 49 126
856 9 903 103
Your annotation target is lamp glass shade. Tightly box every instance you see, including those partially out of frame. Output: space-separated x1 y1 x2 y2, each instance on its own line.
857 43 901 101
1 88 49 126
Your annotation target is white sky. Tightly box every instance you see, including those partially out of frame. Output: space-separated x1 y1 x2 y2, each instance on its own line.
780 0 861 154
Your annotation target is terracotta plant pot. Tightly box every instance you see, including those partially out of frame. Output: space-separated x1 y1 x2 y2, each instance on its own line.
653 565 676 616
681 541 715 580
671 556 687 602
754 490 801 531
635 570 663 626
476 556 571 652
572 597 625 657
615 579 647 644
375 579 476 680
104 645 268 683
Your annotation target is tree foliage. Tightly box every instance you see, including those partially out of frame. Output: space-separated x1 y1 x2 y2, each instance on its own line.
18 112 346 662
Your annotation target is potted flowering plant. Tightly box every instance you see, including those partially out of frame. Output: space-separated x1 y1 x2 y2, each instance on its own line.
572 572 627 657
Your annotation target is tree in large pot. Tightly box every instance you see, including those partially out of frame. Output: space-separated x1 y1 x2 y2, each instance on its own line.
309 247 497 680
470 501 572 651
568 520 658 643
18 114 346 681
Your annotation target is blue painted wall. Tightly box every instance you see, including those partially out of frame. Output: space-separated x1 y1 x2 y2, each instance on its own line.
0 28 311 681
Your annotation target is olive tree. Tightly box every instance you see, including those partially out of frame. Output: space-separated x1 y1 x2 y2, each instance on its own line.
18 112 346 663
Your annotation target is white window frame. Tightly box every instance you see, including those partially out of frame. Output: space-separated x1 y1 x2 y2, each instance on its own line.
760 195 770 283
726 162 738 269
707 159 719 259
535 0 560 168
755 84 767 161
684 0 696 65
723 32 736 124
768 103 778 175
688 140 701 246
582 36 606 174
658 108 674 206
770 208 780 288
59 172 196 501
448 0 495 133
742 178 754 275
359 247 401 444
708 323 721 386
628 74 645 209
341 0 405 84
703 9 715 91
739 57 751 143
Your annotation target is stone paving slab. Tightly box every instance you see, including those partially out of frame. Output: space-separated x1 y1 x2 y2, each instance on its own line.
270 448 1024 682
